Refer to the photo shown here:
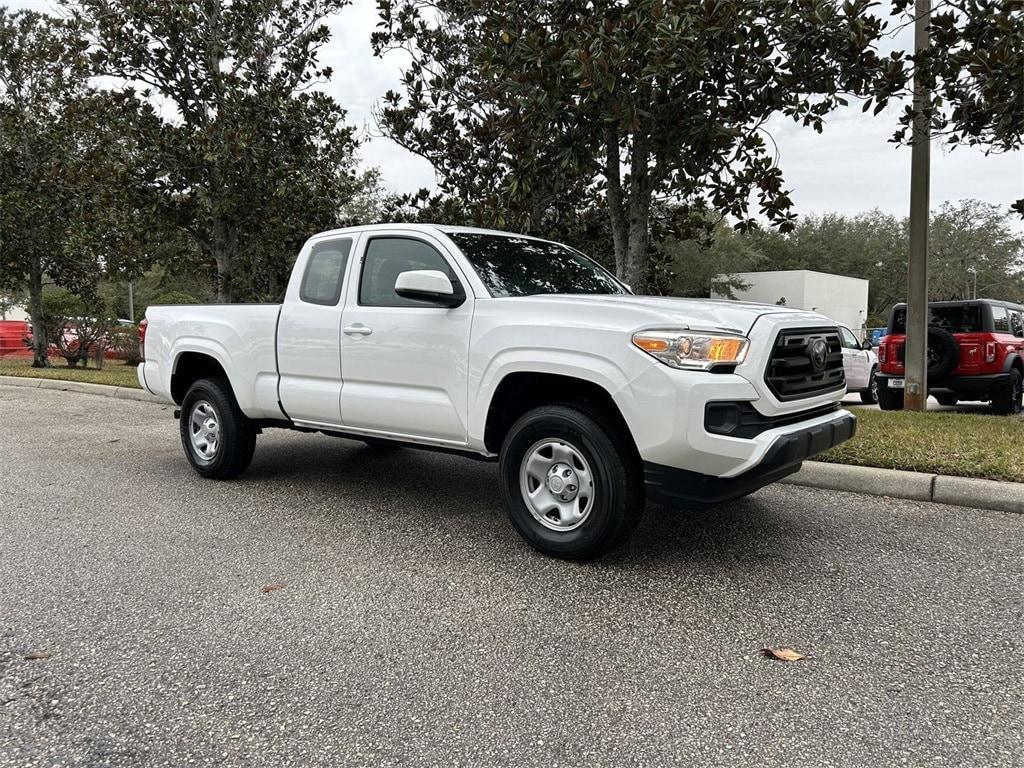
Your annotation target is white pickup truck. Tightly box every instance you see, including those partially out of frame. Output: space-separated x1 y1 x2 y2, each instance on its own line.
139 224 855 559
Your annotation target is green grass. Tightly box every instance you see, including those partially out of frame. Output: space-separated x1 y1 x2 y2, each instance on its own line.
0 355 140 389
820 407 1024 483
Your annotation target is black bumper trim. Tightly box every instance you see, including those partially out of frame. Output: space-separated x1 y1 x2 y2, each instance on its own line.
705 400 840 439
644 412 857 508
877 372 1011 397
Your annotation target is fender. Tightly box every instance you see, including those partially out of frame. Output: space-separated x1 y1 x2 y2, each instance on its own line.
1001 349 1022 374
469 348 635 451
169 337 239 401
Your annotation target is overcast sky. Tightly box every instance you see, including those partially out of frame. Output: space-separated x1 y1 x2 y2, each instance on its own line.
9 0 1024 219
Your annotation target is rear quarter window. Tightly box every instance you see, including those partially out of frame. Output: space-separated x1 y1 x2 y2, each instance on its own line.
300 239 353 305
991 306 1010 333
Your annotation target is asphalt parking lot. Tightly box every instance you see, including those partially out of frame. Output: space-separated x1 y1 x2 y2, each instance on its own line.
1 386 1022 767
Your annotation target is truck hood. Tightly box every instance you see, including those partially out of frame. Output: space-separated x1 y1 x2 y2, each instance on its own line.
511 294 832 335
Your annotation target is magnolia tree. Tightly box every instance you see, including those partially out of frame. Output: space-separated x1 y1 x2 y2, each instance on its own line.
879 0 1024 215
0 10 142 367
373 0 897 291
74 0 368 302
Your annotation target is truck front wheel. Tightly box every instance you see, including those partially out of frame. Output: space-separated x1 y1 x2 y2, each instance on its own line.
180 377 257 479
498 405 644 560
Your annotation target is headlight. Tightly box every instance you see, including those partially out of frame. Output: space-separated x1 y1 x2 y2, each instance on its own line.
632 329 749 370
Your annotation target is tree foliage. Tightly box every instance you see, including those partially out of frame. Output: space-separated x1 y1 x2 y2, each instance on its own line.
374 0 895 291
702 200 1024 325
0 9 142 366
73 0 367 301
868 1 1024 215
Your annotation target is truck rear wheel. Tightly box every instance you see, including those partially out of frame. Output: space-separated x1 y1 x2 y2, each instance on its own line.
498 405 643 560
180 377 257 479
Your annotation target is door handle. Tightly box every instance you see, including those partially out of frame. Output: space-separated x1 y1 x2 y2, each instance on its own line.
343 324 372 337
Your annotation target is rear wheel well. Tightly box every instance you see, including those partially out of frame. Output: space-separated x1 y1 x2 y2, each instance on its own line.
171 352 229 404
484 372 638 457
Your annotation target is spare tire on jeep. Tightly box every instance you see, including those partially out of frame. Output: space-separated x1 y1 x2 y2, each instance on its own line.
926 326 960 379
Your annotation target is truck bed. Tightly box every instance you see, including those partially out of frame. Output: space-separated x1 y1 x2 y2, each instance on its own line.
140 303 285 420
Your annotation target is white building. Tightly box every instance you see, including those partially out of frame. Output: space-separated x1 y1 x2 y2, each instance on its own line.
711 270 869 336
0 302 29 322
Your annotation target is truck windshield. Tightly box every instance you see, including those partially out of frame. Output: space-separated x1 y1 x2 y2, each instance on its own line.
448 232 626 298
891 304 984 334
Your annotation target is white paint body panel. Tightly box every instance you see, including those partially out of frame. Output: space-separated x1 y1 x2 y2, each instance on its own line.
140 223 851 479
837 323 878 391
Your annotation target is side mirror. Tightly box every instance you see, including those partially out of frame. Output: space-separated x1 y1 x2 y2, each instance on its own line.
862 339 873 350
394 269 465 307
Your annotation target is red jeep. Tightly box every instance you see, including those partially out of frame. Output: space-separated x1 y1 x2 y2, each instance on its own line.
876 299 1024 415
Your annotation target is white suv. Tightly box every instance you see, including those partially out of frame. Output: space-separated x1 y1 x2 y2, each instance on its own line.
838 324 879 404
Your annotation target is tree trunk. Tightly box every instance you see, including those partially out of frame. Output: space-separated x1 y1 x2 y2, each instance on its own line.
212 219 236 303
604 127 654 292
27 258 48 368
623 131 652 291
605 126 629 279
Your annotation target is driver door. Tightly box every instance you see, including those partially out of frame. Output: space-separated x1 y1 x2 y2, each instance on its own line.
339 233 474 444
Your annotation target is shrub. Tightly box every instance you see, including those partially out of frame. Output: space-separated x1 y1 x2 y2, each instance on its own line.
150 291 201 306
42 290 115 368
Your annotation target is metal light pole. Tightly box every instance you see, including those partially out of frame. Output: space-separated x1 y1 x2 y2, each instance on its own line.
904 0 932 411
128 281 135 322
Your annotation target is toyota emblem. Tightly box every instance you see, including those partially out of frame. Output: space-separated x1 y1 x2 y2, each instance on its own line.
808 338 829 371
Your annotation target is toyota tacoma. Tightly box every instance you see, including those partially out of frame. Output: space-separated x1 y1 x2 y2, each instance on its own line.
138 224 856 559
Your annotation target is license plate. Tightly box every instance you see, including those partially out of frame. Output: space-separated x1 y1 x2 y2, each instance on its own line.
889 378 905 389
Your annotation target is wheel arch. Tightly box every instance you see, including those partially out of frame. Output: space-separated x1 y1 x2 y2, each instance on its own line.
482 370 639 458
171 350 234 405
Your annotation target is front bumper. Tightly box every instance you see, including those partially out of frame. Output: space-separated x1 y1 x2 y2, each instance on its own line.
644 411 857 508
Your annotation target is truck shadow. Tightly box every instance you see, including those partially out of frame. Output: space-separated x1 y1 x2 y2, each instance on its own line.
242 434 815 566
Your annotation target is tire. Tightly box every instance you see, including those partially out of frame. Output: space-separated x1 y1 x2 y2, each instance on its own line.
926 326 960 379
498 404 644 560
934 394 959 407
877 380 904 411
179 377 257 479
991 368 1023 416
859 368 879 405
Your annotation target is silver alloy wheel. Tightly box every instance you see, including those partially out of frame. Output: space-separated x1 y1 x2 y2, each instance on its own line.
188 400 221 464
519 438 595 531
870 374 879 402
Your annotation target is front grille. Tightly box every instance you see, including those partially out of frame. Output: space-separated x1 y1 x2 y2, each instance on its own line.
765 326 845 401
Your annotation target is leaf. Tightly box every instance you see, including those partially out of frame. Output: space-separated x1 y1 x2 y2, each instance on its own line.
763 647 805 662
24 650 51 661
261 583 286 593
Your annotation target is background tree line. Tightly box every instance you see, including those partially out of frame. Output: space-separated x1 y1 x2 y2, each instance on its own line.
1 0 1021 367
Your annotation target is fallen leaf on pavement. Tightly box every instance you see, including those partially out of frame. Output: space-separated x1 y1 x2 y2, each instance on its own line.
261 583 286 593
763 647 805 662
24 650 50 661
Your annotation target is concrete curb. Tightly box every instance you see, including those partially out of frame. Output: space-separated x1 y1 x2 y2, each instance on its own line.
782 462 1023 515
0 375 167 404
3 376 1021 514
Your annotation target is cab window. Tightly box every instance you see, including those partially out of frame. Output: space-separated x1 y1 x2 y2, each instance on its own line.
838 326 860 349
299 239 352 306
359 237 459 307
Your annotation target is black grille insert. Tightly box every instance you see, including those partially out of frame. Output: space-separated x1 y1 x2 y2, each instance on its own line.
765 327 845 401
